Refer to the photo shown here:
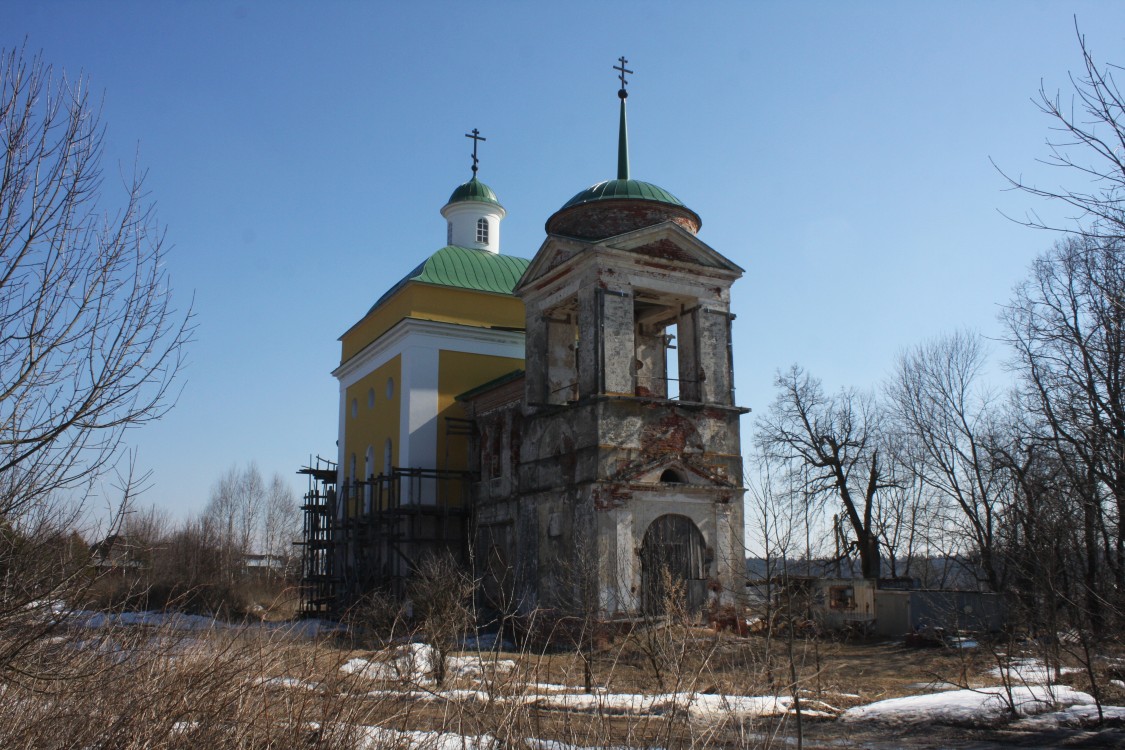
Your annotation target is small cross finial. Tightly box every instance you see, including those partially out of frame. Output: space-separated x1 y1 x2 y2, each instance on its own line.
465 128 486 175
614 56 633 99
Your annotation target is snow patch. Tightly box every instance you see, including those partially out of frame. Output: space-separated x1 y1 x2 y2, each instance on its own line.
528 691 826 720
254 676 320 691
341 644 517 685
341 643 437 683
524 740 657 750
69 610 228 631
986 658 1081 685
1015 702 1125 728
355 725 497 749
842 685 1094 725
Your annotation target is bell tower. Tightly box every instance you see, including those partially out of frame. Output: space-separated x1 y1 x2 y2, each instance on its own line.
510 59 747 617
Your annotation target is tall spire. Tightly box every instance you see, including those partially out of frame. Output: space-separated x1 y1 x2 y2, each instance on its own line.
614 56 633 180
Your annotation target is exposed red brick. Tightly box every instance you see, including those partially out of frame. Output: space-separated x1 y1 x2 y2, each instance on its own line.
635 238 694 263
532 265 573 292
546 200 700 241
593 483 630 510
639 413 699 456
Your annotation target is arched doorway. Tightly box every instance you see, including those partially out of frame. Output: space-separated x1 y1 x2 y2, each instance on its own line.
640 514 707 615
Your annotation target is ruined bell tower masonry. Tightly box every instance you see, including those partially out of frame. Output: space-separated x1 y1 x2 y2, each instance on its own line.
466 59 747 618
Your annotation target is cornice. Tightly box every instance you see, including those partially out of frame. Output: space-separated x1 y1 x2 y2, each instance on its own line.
333 317 525 385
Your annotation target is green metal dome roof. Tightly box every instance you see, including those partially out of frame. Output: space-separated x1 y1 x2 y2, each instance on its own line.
560 178 685 210
445 176 502 207
368 245 529 313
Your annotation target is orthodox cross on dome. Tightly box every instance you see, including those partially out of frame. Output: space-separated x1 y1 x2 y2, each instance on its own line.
465 128 486 175
614 56 633 99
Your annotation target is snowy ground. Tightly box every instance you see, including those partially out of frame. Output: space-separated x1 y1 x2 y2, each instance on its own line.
332 643 1125 748
986 656 1083 685
842 684 1095 724
60 611 1125 748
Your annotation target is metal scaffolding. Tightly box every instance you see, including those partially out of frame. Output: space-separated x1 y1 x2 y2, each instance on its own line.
296 457 338 618
296 459 472 619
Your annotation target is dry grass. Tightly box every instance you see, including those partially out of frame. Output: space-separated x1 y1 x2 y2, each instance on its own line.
0 618 1117 749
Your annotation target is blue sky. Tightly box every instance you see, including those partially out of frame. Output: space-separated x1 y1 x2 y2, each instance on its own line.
6 1 1125 520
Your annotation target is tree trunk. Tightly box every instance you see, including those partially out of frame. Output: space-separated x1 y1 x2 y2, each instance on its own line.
860 536 881 580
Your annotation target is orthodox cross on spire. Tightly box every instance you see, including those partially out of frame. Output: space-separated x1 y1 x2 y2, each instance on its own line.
614 57 632 180
465 128 486 175
614 56 633 99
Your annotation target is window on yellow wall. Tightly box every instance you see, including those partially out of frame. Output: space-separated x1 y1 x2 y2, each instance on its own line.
384 438 393 474
350 398 357 419
386 377 394 400
368 388 375 409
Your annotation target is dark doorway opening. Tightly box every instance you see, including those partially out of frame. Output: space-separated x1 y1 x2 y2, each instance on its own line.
640 514 707 615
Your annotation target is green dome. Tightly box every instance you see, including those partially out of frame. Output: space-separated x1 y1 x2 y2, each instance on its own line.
560 178 685 210
446 176 502 207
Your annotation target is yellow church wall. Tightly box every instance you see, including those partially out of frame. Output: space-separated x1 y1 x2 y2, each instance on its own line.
436 350 524 505
343 356 401 518
339 283 526 364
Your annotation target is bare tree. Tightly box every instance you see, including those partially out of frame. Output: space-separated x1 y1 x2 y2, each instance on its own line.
0 45 189 676
122 503 171 547
408 551 475 687
203 463 268 583
888 331 1008 590
870 446 934 581
263 473 299 575
993 26 1125 636
997 24 1125 241
238 464 264 558
991 426 1074 631
1002 234 1125 628
746 460 812 749
756 366 889 579
112 502 171 576
0 47 190 520
204 466 241 584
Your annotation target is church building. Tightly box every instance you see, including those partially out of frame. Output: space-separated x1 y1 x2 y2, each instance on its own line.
302 60 746 621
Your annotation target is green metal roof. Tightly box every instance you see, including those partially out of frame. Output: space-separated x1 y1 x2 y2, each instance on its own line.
445 177 502 207
368 246 530 313
560 178 685 210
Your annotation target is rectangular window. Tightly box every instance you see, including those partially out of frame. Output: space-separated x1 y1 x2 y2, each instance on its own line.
829 585 856 610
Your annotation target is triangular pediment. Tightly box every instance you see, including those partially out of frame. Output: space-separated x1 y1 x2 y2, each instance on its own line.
610 455 736 489
514 235 588 294
516 221 743 294
601 222 744 274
